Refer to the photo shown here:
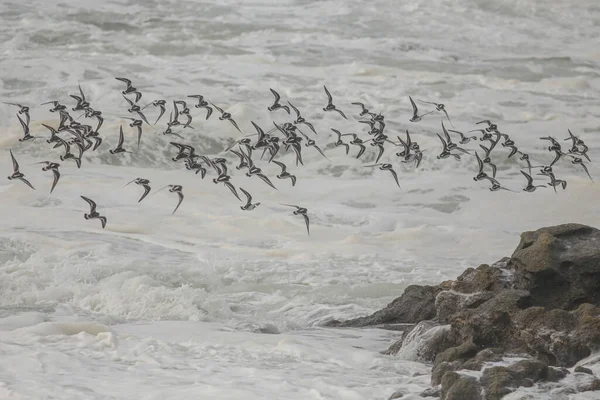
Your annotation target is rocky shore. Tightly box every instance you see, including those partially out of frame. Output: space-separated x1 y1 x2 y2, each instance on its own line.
327 224 600 399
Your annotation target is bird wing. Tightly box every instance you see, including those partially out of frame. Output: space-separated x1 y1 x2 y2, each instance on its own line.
269 88 280 102
520 170 533 186
50 168 60 194
288 101 301 119
409 96 418 115
16 114 29 135
436 133 447 149
323 85 333 105
122 94 134 107
118 126 125 148
116 77 132 87
9 150 19 173
388 168 401 189
302 214 310 236
239 187 252 205
256 173 277 190
81 196 97 213
18 176 35 190
475 152 484 173
173 191 184 215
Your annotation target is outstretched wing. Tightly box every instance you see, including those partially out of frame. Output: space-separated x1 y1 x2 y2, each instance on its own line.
239 187 252 206
288 101 301 119
520 170 533 186
323 85 333 105
139 184 151 202
269 88 281 103
50 168 60 194
302 214 310 236
9 150 19 173
172 191 184 215
81 195 97 213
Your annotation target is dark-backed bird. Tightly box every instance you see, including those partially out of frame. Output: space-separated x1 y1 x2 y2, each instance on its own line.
211 102 242 133
521 170 546 193
239 188 260 211
267 89 290 114
289 101 317 134
187 95 213 120
34 161 61 194
115 77 142 103
364 163 401 188
80 196 107 228
272 160 297 186
124 178 152 202
4 102 30 126
280 204 310 236
7 150 35 190
409 96 433 122
322 86 347 119
16 114 35 142
110 126 132 155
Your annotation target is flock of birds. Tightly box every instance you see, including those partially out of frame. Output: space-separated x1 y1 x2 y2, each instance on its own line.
4 78 594 236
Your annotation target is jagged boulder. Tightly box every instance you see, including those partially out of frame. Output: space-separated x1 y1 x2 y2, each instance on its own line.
510 224 600 310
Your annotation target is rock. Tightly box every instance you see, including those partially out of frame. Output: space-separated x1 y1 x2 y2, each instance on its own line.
575 366 594 375
388 389 404 399
461 349 503 371
326 285 441 327
449 290 531 349
546 367 569 382
451 263 510 294
435 290 494 324
442 374 482 400
431 361 460 386
510 359 549 382
479 359 550 400
510 224 600 310
434 341 478 367
385 321 457 361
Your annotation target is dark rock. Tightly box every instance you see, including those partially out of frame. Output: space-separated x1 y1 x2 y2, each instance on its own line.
449 290 531 349
575 366 593 375
510 224 600 310
480 359 550 400
431 361 460 386
461 349 503 371
326 285 441 327
435 290 494 324
434 341 478 367
451 263 509 294
546 367 569 382
443 374 482 400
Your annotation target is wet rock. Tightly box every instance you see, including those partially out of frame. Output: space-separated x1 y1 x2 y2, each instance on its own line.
326 285 441 327
388 389 404 399
420 387 441 398
451 263 510 294
461 349 503 371
385 321 457 361
435 290 494 324
434 341 478 366
441 372 482 400
431 361 460 386
546 366 569 382
510 224 600 310
575 366 593 375
586 379 600 391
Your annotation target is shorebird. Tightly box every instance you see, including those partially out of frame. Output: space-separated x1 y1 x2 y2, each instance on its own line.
322 86 347 119
280 204 310 236
110 126 133 155
7 150 35 190
239 188 260 211
331 129 350 155
211 102 242 132
16 114 35 142
287 102 316 135
566 154 593 182
448 129 477 145
80 196 107 228
55 136 83 169
41 101 67 113
436 133 461 160
173 100 193 129
521 170 546 192
4 102 30 126
154 185 185 214
351 102 374 117
267 89 290 114
187 95 213 120
71 84 90 111
564 129 591 162
120 117 145 147
409 96 433 122
485 177 517 193
142 99 167 125
479 143 498 178
122 95 151 126
34 161 61 194
124 178 152 202
342 133 366 159
272 160 297 186
417 99 453 126
115 77 142 103
364 163 401 188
